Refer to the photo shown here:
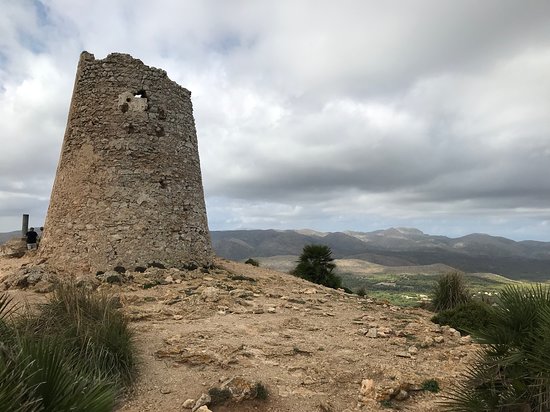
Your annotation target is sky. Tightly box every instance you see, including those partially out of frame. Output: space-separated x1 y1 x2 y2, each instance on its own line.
1 0 550 241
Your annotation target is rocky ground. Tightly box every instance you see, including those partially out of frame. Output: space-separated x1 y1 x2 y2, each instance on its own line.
0 251 478 412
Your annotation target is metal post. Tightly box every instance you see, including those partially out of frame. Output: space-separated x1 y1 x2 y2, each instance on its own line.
22 214 29 238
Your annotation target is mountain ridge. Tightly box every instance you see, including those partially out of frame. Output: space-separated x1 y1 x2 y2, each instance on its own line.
2 227 549 280
210 228 550 280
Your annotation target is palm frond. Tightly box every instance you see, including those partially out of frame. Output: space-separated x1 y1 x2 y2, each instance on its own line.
443 284 550 411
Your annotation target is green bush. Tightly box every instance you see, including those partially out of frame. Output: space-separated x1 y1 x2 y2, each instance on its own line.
442 284 550 411
208 387 232 404
0 283 136 412
22 283 135 385
422 378 440 393
431 272 470 312
253 382 269 400
244 258 260 267
357 286 367 297
5 336 116 412
292 244 342 289
431 300 492 335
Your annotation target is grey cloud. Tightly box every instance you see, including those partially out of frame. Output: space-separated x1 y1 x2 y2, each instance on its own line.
219 1 550 99
0 1 549 240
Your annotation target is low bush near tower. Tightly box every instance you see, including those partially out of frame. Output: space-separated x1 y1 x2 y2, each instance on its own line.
0 284 136 412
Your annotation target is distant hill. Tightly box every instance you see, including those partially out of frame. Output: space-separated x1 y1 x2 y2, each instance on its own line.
0 231 20 244
210 228 550 281
210 229 368 261
3 227 549 280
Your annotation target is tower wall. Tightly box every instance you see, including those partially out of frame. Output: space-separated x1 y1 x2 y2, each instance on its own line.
40 52 213 273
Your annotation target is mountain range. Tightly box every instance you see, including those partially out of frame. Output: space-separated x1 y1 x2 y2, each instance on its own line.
211 228 550 281
2 227 549 280
0 231 20 244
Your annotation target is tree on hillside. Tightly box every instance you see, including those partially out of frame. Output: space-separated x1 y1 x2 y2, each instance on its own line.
292 244 342 289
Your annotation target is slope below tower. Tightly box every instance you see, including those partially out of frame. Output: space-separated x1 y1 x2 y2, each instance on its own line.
40 52 213 273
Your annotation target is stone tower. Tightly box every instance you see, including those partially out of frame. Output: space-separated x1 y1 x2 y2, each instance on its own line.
40 52 213 273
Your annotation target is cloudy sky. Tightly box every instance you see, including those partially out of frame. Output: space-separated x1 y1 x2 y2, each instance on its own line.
1 0 550 241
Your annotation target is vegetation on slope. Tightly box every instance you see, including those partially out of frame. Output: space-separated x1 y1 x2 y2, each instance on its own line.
443 284 550 411
291 245 343 289
0 284 135 411
431 272 471 312
431 300 493 335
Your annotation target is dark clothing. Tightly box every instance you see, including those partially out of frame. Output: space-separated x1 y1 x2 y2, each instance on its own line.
26 230 38 244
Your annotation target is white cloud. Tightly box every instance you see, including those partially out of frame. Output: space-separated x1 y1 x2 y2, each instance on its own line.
0 0 549 240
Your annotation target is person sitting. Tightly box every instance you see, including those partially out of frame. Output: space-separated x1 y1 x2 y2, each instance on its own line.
26 227 38 250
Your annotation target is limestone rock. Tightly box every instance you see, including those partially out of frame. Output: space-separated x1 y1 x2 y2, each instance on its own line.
460 335 472 345
396 351 412 358
192 393 211 412
96 270 125 284
219 376 262 402
366 328 378 338
360 379 375 397
420 336 434 348
408 345 418 355
0 238 26 258
395 389 409 401
2 267 57 291
201 287 220 302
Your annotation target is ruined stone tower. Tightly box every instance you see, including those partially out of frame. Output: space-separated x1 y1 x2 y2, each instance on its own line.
40 52 213 273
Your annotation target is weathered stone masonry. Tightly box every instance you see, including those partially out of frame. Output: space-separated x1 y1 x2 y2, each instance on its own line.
40 52 213 273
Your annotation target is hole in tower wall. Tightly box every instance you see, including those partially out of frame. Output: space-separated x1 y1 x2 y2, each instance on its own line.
135 89 147 98
123 122 134 133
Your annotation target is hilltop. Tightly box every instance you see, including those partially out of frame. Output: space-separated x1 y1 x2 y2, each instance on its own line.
1 253 477 411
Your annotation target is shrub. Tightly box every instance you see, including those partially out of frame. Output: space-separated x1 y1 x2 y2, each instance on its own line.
208 387 232 404
442 284 550 411
431 272 470 312
422 379 440 393
292 244 343 289
253 382 269 400
7 336 116 412
244 258 259 267
22 283 135 385
0 283 136 412
0 351 41 412
431 300 492 335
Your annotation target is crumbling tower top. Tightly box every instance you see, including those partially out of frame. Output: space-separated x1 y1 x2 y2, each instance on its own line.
39 51 213 273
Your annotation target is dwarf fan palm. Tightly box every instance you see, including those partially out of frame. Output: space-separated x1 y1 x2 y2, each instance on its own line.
442 284 550 412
